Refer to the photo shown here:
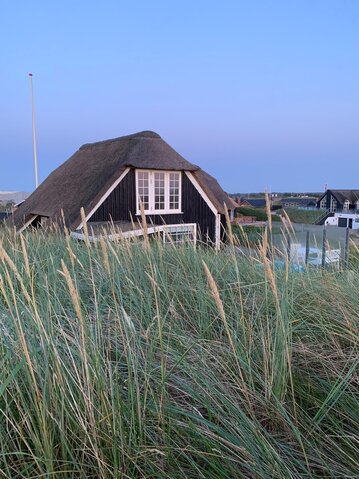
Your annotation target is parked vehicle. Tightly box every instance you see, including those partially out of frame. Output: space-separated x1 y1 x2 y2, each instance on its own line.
325 213 359 230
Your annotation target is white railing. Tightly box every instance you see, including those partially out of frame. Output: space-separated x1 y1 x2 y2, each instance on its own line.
71 223 197 245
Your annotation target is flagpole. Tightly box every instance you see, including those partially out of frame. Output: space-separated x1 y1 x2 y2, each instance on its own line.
29 73 39 189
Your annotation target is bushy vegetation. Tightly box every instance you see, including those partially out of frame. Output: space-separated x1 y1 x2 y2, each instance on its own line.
280 208 325 224
349 242 359 267
0 226 358 478
235 206 268 221
271 213 282 222
232 224 265 246
0 201 14 213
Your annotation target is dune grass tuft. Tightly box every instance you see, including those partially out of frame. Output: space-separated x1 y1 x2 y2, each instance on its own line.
0 225 357 478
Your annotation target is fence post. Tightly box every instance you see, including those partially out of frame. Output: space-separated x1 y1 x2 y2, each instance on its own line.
344 226 350 268
321 227 327 268
305 231 310 265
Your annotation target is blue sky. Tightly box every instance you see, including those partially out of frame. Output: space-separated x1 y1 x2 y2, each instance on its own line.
1 0 358 193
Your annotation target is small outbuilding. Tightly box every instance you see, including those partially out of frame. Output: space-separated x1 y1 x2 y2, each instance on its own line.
11 131 237 248
237 198 267 208
281 197 317 208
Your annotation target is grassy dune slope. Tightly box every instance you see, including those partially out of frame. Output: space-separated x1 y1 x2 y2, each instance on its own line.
0 227 358 478
281 208 325 224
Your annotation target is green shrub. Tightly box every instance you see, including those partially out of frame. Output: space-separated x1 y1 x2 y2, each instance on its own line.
271 214 282 222
235 206 268 221
232 224 265 246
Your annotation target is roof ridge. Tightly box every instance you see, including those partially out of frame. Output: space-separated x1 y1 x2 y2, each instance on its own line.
329 189 359 192
80 130 161 150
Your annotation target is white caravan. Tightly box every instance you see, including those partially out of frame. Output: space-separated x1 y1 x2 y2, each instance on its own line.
325 213 359 230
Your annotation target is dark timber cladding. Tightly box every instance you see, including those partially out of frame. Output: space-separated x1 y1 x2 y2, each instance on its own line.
89 169 217 243
91 169 136 223
182 173 216 242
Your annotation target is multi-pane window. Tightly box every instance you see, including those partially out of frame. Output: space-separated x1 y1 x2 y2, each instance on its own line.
169 173 180 210
137 171 149 211
154 172 165 210
136 170 181 214
330 197 337 212
320 198 327 209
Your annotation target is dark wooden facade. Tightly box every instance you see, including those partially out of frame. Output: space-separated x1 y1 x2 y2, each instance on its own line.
90 169 217 243
317 190 359 212
316 191 341 210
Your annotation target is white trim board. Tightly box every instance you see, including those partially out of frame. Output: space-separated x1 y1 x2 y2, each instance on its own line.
215 214 221 251
184 171 218 216
185 171 221 248
17 214 38 234
76 167 131 230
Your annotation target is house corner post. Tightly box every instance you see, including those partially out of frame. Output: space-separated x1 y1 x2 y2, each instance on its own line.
215 213 221 251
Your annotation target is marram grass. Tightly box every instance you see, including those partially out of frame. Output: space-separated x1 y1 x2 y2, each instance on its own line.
0 225 357 478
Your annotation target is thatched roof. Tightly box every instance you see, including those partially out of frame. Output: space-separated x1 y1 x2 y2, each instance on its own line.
11 131 236 230
194 169 237 212
327 189 359 204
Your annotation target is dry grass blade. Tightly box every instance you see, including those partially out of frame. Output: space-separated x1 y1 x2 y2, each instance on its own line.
224 203 234 247
202 260 252 409
265 190 272 233
80 207 90 248
20 234 31 280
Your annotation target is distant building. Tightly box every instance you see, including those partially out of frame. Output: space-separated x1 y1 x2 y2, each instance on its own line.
0 212 11 221
0 191 29 204
237 197 267 208
317 189 359 212
281 197 317 208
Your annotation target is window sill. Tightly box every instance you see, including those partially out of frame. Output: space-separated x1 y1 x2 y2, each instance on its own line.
136 211 183 216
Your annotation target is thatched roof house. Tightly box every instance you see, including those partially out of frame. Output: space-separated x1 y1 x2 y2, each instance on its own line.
317 189 359 212
12 131 236 247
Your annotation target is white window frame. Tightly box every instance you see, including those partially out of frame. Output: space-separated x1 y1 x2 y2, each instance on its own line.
320 198 327 209
163 223 197 246
330 197 337 212
135 169 182 215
